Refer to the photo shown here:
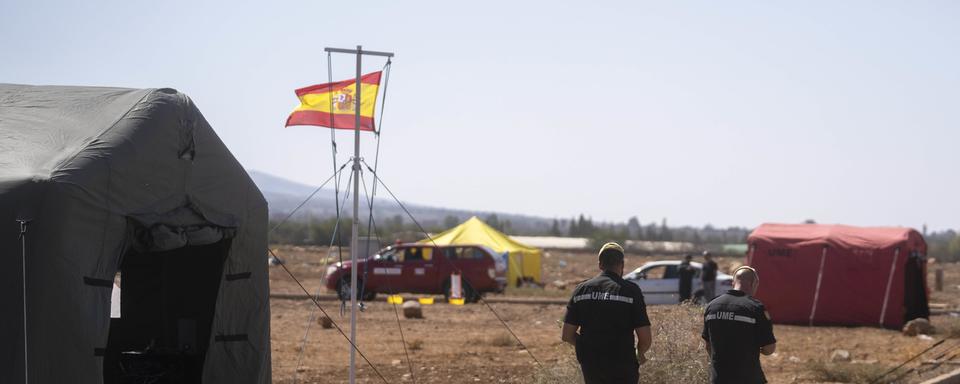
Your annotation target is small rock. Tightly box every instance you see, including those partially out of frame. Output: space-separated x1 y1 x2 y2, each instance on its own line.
830 349 851 363
391 359 402 366
402 300 423 319
788 356 802 363
902 318 935 336
918 334 934 341
318 315 333 329
551 280 567 290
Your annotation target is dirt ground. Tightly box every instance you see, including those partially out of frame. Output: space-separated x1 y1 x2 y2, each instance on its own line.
269 246 960 383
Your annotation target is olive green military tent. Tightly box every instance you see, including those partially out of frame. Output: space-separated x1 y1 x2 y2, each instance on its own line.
0 84 270 384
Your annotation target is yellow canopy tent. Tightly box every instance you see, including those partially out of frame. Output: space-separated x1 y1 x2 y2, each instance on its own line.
421 216 542 287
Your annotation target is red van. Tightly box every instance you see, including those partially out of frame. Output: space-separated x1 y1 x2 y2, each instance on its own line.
324 243 506 302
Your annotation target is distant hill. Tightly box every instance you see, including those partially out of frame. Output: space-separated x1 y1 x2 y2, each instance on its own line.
247 170 554 234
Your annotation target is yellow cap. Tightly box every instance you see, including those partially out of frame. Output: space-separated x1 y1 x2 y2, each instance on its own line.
599 242 624 256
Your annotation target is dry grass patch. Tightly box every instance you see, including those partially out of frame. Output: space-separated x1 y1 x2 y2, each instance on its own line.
805 360 897 383
529 358 582 384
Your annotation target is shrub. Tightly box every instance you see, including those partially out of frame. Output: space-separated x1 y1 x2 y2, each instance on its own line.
489 332 516 347
406 339 424 351
942 319 960 339
637 303 710 384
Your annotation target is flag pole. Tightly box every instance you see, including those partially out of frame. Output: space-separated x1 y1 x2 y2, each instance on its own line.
324 45 393 384
348 44 362 384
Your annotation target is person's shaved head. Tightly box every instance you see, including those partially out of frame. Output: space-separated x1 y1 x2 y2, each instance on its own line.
733 266 760 295
597 242 625 276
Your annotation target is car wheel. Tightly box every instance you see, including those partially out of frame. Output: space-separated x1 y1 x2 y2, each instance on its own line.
463 281 481 303
336 276 369 301
442 279 480 303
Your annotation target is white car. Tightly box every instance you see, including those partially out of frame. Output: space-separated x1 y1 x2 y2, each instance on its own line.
623 261 734 305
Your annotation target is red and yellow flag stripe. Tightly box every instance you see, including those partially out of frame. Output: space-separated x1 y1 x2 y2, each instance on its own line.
285 71 382 131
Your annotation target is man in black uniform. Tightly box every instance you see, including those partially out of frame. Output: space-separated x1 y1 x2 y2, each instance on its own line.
701 251 719 301
702 266 777 384
562 242 652 384
677 254 695 303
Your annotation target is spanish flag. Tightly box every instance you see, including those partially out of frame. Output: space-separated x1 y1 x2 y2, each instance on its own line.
285 71 382 131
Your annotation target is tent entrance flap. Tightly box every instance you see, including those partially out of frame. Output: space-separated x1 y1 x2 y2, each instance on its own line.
903 251 930 323
103 239 230 384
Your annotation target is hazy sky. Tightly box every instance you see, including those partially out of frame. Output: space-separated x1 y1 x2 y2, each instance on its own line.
3 1 958 230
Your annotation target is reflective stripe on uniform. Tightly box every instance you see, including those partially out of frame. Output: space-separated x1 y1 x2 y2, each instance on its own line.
572 292 634 304
705 312 757 324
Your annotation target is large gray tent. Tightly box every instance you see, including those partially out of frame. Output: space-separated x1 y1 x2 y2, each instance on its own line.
0 84 270 383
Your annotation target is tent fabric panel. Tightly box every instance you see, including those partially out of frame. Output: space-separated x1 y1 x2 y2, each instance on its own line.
521 250 542 283
204 180 271 384
0 84 151 180
34 183 130 384
811 247 900 327
750 243 824 325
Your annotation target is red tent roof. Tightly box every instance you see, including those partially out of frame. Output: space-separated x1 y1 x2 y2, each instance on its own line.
749 223 926 251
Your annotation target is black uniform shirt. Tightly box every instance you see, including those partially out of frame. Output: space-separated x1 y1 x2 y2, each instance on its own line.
678 262 696 293
701 290 776 384
702 260 718 282
564 271 651 366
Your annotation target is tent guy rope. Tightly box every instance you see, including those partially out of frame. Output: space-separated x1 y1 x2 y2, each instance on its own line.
269 247 390 384
291 169 355 384
361 160 550 375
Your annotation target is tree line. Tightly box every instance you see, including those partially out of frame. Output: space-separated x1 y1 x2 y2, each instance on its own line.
927 229 960 262
268 212 750 249
268 213 960 262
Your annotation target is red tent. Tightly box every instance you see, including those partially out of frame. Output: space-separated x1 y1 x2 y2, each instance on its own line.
747 223 928 329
